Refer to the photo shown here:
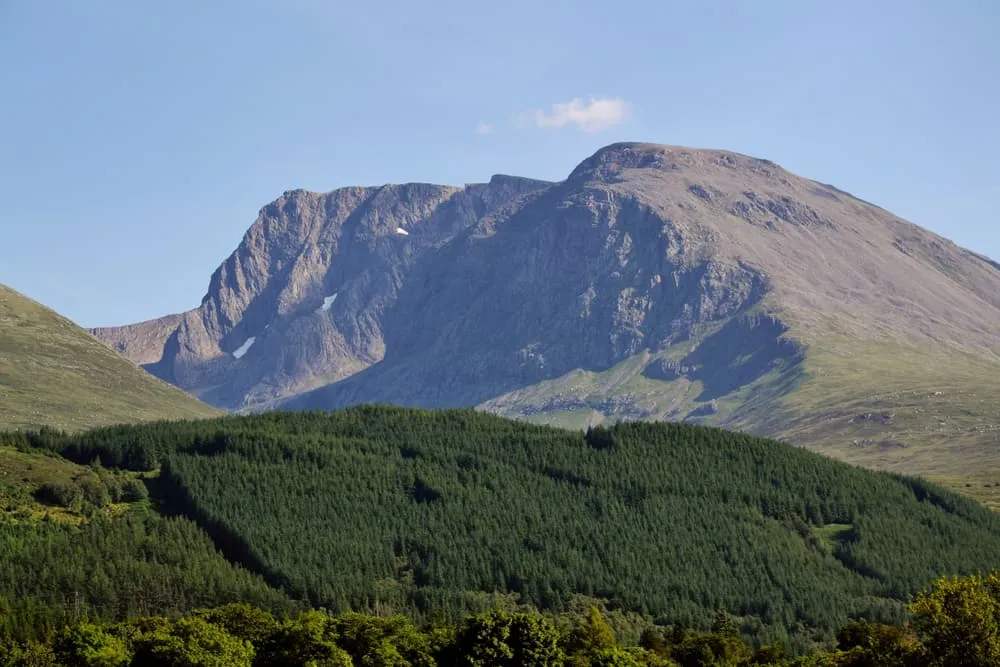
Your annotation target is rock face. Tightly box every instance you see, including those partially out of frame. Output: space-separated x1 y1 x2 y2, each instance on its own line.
92 175 551 409
91 143 1000 437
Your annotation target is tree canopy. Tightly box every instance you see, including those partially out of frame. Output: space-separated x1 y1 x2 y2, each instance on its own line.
6 406 1000 647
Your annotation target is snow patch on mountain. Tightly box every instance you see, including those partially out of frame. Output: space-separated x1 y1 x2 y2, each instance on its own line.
317 293 338 313
233 337 256 359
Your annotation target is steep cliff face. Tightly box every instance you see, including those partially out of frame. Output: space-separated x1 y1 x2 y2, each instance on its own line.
92 175 551 409
276 143 1000 413
91 143 1000 494
290 181 771 410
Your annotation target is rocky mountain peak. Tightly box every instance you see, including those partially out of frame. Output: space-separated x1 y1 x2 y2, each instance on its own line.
92 143 1000 440
567 142 673 181
565 142 787 186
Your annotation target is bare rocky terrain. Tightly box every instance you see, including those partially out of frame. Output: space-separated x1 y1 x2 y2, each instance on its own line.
91 142 1000 496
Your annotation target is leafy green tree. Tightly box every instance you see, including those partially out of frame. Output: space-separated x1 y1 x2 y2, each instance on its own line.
711 609 737 638
750 642 789 665
131 616 255 667
53 623 130 667
78 474 112 508
257 610 350 667
671 629 750 667
787 652 846 666
835 619 921 666
452 610 564 666
0 639 59 667
333 613 434 667
910 573 1000 666
588 647 646 666
638 627 666 655
194 604 280 646
567 607 617 665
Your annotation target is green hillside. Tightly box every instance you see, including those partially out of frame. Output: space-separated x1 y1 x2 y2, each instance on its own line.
0 284 219 431
484 333 1000 509
748 338 1000 505
15 406 1000 647
0 444 295 640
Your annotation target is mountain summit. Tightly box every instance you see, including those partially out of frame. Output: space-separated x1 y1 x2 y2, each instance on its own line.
92 143 1000 494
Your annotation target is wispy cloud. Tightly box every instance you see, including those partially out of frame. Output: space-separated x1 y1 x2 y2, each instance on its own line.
522 97 630 133
474 122 496 135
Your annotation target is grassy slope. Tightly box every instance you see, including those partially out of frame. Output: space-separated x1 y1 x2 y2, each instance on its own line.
484 332 1000 508
0 447 104 523
735 337 1000 508
481 336 708 430
0 284 219 431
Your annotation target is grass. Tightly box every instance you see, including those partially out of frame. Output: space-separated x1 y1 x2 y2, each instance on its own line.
482 345 710 428
811 523 853 541
484 329 1000 509
0 284 220 432
0 447 142 524
727 337 1000 505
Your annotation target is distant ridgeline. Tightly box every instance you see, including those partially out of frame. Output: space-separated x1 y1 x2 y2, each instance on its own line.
4 406 1000 651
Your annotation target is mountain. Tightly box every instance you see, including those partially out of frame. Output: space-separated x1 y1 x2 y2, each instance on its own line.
91 143 1000 498
0 284 219 431
18 407 1000 646
93 175 552 410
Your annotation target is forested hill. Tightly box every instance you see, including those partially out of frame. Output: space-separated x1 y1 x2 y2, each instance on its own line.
7 407 1000 648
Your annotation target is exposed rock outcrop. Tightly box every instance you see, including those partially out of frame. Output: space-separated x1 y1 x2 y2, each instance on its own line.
91 143 1000 423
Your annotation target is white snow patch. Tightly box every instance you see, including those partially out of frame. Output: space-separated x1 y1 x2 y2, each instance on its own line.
317 293 338 313
232 337 256 359
395 227 409 236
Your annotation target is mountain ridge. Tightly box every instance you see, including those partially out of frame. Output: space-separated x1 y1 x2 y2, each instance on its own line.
89 142 1000 497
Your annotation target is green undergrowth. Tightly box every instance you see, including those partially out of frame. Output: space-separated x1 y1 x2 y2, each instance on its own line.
0 446 149 524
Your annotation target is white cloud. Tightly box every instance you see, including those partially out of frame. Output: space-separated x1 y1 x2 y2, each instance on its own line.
525 97 630 133
474 122 496 135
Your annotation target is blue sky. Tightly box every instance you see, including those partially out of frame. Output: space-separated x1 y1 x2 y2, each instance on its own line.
1 1 997 327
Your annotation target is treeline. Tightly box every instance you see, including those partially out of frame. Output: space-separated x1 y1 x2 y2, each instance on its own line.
3 572 1000 666
6 407 1000 647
